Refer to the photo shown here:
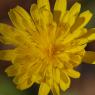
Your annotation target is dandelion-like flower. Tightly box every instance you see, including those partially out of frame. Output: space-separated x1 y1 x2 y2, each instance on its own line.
0 0 95 95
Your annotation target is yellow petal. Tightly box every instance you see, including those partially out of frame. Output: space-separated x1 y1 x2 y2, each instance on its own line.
65 44 87 53
0 23 33 46
8 6 36 32
54 0 67 22
62 27 87 45
37 0 50 10
71 10 92 32
84 28 95 41
45 64 53 80
60 80 69 91
30 4 43 32
65 2 81 27
83 51 95 64
30 4 39 22
38 83 50 95
57 52 70 63
14 6 31 21
66 69 80 78
17 81 33 90
5 65 17 77
70 55 82 67
53 68 60 84
31 75 42 83
14 74 33 90
69 2 81 17
60 72 70 91
0 23 18 45
77 28 95 45
0 50 15 61
52 83 60 95
55 58 64 69
30 4 53 31
79 10 93 27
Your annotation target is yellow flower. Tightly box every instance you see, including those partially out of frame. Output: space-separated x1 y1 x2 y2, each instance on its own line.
0 0 95 95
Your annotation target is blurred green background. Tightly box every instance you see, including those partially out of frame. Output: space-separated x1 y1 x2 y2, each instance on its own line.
0 0 95 95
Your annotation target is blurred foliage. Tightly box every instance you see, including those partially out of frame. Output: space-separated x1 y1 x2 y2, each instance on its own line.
0 74 26 95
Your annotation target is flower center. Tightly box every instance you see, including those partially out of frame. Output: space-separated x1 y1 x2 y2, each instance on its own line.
45 44 57 60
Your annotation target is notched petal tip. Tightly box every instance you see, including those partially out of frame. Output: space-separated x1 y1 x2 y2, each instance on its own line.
70 2 81 15
79 10 93 26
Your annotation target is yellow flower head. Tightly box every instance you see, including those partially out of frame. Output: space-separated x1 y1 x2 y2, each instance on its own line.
0 0 95 95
